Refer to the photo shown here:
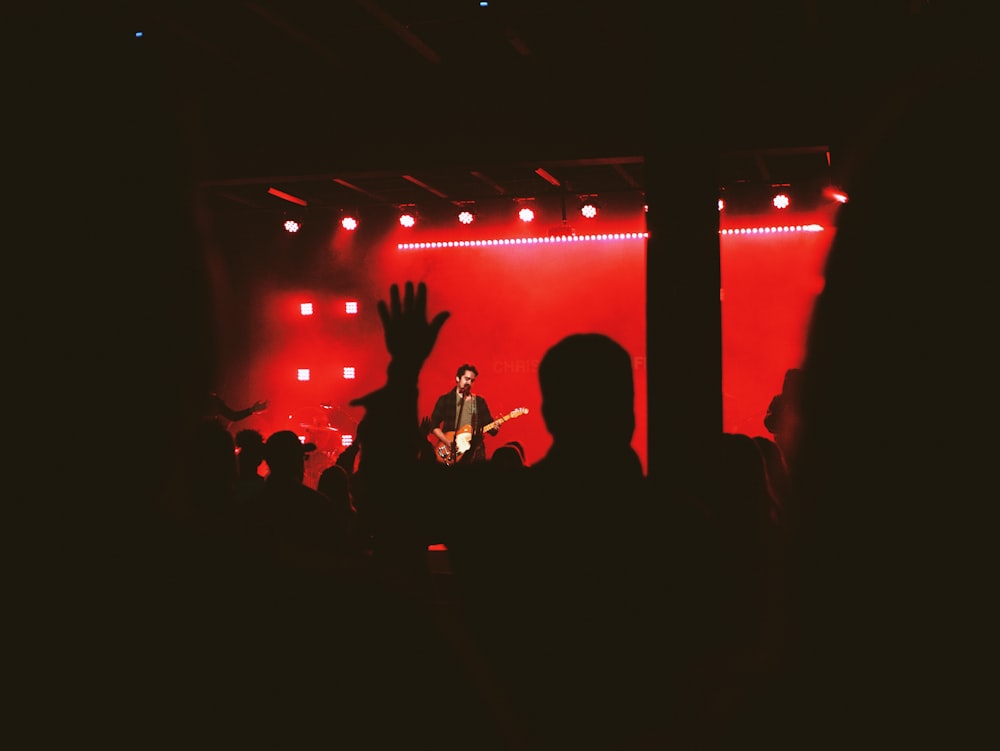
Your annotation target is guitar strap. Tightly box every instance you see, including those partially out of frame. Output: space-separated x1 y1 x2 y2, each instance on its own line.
450 392 469 463
454 391 467 434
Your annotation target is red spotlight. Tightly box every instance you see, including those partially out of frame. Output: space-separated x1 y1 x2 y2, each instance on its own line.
518 206 535 223
341 214 358 231
283 219 301 233
772 192 790 209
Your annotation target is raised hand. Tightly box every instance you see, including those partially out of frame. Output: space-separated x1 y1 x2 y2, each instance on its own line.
350 282 450 412
377 281 450 370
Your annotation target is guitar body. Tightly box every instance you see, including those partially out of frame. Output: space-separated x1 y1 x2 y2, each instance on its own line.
435 426 475 466
432 407 530 466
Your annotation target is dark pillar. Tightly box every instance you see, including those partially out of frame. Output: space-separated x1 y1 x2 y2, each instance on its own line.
645 4 721 495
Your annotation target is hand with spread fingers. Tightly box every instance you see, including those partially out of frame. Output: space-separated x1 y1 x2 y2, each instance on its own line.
349 282 450 470
377 281 450 373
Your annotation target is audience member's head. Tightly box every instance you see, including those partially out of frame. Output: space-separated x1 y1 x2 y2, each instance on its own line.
235 428 265 472
188 418 238 489
490 441 526 469
317 463 353 509
538 333 635 449
264 430 317 483
763 367 802 465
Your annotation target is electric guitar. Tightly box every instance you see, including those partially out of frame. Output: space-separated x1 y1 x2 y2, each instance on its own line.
433 407 529 466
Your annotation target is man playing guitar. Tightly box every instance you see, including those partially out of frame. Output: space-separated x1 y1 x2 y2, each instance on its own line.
428 363 498 465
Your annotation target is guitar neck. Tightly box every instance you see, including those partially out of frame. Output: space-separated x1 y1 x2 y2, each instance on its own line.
483 410 518 432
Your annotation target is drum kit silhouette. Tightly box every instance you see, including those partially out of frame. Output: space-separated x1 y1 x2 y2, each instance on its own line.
287 402 357 487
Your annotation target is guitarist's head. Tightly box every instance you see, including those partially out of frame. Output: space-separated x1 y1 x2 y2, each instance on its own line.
455 363 479 395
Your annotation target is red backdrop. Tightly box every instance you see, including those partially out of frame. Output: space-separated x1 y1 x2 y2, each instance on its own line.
216 208 835 484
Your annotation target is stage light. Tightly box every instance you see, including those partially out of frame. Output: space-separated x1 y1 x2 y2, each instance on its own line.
516 199 536 223
300 302 313 316
283 219 301 233
823 185 849 204
456 201 477 225
772 185 791 209
398 204 417 228
341 213 358 231
579 195 600 219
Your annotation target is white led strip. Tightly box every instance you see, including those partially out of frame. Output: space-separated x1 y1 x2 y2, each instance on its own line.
719 224 824 235
397 226 823 249
398 231 650 250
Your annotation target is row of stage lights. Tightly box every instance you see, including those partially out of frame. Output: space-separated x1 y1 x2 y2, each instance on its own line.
280 187 848 234
283 195 605 234
718 184 849 214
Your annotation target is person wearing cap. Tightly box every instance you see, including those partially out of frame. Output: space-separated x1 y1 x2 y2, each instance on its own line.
236 430 349 573
263 430 318 483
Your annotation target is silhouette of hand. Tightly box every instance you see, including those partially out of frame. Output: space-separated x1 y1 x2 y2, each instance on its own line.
377 281 450 370
252 399 268 413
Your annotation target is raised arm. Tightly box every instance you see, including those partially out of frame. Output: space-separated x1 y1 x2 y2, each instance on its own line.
212 393 268 422
350 281 450 472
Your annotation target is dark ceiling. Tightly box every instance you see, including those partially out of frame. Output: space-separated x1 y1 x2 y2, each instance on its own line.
86 1 969 218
